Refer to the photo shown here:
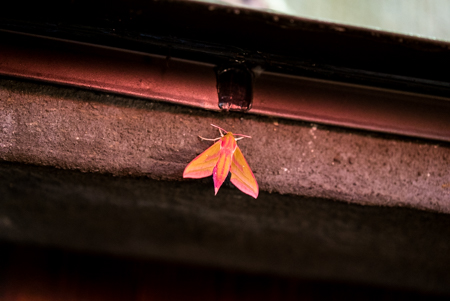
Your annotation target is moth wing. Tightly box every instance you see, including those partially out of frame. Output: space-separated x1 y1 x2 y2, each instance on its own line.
183 141 221 179
230 145 259 198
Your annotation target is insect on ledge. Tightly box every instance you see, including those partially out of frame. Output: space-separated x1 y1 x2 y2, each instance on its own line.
183 124 259 199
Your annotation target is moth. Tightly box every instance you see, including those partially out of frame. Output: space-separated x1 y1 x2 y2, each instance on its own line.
183 124 259 198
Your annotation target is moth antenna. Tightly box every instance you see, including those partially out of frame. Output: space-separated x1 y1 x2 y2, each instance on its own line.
210 124 251 139
210 124 228 134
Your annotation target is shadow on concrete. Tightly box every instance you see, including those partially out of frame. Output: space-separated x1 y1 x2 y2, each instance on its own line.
0 161 449 296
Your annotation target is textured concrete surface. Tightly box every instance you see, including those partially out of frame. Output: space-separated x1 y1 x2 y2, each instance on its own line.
0 78 449 212
1 161 450 295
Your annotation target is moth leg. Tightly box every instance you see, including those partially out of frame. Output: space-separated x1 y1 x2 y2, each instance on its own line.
235 137 245 141
198 136 221 141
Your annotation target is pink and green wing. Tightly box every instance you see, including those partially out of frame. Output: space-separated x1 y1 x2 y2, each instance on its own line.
183 141 221 179
230 146 259 198
212 150 233 195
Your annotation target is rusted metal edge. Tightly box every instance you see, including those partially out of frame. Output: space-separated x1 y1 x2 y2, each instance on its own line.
1 29 450 142
2 0 450 98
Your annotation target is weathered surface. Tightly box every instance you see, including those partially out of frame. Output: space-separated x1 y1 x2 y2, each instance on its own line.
0 78 449 213
1 161 450 295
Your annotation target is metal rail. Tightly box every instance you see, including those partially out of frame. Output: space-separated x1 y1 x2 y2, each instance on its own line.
1 29 450 142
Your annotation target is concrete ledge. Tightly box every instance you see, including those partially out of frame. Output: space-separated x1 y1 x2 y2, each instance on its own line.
0 78 449 213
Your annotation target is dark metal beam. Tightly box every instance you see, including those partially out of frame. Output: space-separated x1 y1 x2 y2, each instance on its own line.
1 0 450 95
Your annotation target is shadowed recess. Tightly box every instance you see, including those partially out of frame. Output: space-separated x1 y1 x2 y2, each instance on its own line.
0 161 449 295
